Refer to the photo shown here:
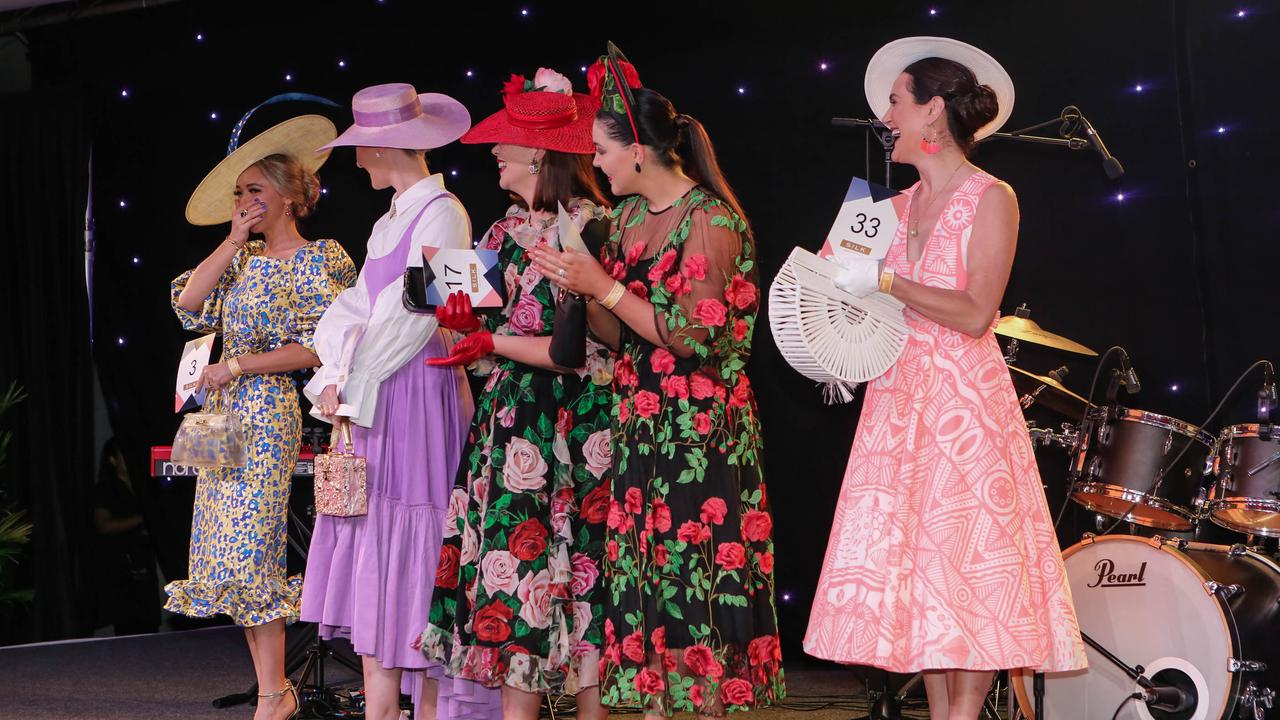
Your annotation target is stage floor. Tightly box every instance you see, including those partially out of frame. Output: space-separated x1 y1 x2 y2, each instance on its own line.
0 626 937 719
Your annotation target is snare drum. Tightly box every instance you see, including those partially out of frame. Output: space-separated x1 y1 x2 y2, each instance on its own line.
1208 424 1280 536
1070 408 1214 531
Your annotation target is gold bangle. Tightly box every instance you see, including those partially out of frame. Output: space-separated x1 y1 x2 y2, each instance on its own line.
878 268 896 294
227 357 243 378
599 281 626 310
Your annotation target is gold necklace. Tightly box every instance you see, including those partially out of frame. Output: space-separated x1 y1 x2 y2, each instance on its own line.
909 162 968 239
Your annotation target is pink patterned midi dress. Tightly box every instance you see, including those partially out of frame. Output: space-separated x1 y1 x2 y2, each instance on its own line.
804 171 1086 673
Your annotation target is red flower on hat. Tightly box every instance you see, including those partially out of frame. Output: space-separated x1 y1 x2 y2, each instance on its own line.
503 74 529 96
587 60 642 100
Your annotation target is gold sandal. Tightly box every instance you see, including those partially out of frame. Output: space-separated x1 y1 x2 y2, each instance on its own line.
257 679 299 720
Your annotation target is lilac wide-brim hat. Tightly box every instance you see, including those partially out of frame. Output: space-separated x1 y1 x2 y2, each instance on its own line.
319 83 471 151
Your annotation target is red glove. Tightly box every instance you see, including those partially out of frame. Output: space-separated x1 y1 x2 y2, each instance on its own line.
426 331 494 367
435 291 482 333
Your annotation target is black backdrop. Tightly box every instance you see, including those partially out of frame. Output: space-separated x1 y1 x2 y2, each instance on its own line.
1 0 1276 651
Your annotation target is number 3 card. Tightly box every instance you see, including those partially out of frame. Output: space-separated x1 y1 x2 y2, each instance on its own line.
420 247 505 308
819 176 907 263
175 332 215 412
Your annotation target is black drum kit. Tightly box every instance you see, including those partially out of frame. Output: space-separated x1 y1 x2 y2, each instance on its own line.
995 305 1280 720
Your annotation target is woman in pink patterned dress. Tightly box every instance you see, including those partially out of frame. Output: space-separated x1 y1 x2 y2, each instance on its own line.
805 38 1086 720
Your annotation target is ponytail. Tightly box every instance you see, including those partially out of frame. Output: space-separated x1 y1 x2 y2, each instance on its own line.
676 114 750 236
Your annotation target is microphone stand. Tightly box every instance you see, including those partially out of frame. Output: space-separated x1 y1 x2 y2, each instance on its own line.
977 106 1093 150
834 105 1106 188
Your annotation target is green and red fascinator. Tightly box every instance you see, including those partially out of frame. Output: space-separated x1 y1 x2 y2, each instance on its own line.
587 41 644 144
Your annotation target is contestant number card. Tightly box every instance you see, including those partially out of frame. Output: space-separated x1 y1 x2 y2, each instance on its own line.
820 176 907 263
420 247 504 308
175 333 215 412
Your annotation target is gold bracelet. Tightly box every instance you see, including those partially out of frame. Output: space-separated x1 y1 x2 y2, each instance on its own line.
227 357 244 378
226 236 244 249
878 268 896 294
599 281 626 310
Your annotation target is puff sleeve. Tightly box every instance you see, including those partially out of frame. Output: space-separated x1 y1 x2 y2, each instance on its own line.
287 238 357 352
170 247 248 333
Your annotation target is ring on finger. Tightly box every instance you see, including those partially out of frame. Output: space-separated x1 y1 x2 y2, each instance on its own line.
557 268 566 277
239 210 248 218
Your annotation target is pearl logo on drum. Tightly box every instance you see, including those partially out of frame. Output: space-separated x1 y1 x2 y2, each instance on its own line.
1087 558 1148 588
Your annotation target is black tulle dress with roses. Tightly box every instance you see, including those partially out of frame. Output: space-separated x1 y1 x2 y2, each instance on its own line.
418 201 615 695
597 188 785 715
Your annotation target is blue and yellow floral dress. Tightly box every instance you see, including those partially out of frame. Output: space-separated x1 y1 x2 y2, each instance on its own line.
166 238 355 627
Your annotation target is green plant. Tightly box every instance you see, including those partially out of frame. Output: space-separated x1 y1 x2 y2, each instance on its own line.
0 382 32 604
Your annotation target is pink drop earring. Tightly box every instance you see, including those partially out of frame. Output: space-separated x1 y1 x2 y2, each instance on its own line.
919 123 942 154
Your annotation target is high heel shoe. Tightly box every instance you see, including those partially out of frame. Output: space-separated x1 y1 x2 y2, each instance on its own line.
257 679 299 720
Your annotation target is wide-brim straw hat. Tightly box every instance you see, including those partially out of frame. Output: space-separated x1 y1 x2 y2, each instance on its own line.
864 36 1014 141
462 90 599 154
319 83 471 152
185 115 335 226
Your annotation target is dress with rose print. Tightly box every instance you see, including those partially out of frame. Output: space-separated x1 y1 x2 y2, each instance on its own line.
597 187 784 716
419 199 615 695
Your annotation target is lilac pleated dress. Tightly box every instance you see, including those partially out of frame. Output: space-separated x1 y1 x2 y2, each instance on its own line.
301 196 501 718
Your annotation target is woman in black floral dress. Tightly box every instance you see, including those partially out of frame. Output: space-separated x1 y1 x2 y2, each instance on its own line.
417 69 614 720
532 55 784 718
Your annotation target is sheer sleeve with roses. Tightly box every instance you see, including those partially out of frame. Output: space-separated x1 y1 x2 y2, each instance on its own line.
652 206 752 362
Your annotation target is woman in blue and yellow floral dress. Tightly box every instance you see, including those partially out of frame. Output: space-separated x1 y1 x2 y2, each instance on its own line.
168 117 356 720
532 56 784 718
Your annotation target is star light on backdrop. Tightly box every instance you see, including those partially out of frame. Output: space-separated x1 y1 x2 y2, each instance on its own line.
90 1 1253 432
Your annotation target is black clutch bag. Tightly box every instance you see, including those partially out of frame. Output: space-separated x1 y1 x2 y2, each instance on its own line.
549 217 611 368
402 265 432 314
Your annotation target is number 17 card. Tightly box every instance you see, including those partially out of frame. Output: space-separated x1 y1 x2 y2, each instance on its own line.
420 247 505 308
819 176 907 263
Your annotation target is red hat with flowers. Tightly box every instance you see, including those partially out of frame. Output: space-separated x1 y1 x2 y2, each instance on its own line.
461 68 600 154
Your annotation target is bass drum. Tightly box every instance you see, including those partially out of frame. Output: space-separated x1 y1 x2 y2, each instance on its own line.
1012 535 1280 719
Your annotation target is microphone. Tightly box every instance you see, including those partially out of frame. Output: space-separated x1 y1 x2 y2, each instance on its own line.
1143 684 1193 713
1078 113 1124 179
1118 351 1141 394
831 117 899 151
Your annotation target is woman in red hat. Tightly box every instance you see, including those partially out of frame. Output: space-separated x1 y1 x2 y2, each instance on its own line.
418 67 614 720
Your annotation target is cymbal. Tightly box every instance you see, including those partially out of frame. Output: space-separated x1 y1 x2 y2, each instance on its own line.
995 315 1097 356
1009 365 1095 418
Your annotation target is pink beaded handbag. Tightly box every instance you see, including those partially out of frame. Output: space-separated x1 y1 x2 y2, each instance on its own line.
313 420 368 517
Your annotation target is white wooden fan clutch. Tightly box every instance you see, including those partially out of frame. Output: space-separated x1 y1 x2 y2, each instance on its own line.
768 247 909 403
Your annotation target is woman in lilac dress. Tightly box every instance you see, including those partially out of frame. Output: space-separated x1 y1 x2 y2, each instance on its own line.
301 83 499 720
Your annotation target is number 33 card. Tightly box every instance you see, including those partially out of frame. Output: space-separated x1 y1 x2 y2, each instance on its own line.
819 176 906 263
175 333 215 412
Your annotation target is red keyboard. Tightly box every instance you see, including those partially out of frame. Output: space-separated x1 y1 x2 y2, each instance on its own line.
150 446 316 477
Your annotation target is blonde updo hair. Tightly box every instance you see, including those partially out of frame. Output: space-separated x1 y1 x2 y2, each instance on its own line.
252 153 322 218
